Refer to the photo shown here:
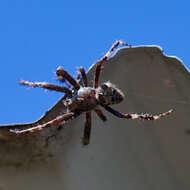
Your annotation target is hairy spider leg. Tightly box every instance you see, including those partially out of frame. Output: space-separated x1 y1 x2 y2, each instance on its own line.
76 67 93 145
82 111 92 145
76 68 81 81
54 70 71 88
77 66 88 87
56 66 80 90
10 112 77 134
94 40 131 88
94 107 107 122
103 105 174 120
19 80 72 95
78 67 107 145
59 78 72 88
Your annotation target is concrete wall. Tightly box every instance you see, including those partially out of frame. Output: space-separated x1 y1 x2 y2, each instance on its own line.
0 46 189 190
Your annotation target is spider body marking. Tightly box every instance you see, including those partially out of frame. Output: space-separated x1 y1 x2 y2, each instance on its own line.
0 41 174 145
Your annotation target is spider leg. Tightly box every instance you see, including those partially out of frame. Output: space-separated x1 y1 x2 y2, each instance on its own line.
19 80 72 95
58 78 72 88
10 112 77 134
82 111 92 145
55 70 71 88
94 107 107 122
56 66 80 90
77 66 88 87
103 105 174 120
94 40 131 88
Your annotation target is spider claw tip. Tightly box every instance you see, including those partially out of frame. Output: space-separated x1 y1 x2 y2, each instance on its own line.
10 128 19 133
169 108 175 113
19 80 24 84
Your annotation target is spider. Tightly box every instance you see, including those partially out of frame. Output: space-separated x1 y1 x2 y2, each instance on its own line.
0 41 174 145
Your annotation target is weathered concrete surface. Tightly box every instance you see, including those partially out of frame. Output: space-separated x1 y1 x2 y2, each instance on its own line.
0 46 189 190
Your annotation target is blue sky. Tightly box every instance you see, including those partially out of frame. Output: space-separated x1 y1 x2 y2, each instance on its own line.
0 0 189 124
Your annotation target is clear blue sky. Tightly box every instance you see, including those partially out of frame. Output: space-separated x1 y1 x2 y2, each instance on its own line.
0 0 189 124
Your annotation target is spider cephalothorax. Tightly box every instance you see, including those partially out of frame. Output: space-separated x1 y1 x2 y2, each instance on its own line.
0 40 174 145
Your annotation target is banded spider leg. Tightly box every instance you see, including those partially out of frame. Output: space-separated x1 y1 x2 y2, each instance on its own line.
19 80 72 96
11 68 82 134
103 105 175 121
94 40 131 88
10 112 77 134
78 67 106 145
56 66 80 90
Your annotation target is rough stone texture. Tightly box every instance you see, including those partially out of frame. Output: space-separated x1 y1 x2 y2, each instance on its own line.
0 46 189 190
